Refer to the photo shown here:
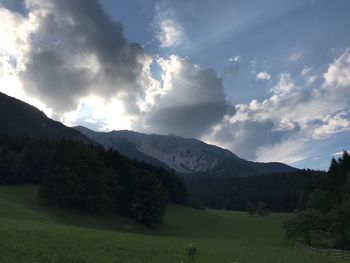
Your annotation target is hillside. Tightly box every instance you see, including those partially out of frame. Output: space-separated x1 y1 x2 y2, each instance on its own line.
75 126 297 176
0 92 90 142
0 186 338 263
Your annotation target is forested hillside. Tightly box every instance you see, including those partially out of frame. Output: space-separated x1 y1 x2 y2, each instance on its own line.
0 138 189 226
186 170 326 212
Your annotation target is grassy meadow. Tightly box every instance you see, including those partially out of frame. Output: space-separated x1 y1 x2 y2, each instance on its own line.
0 186 342 263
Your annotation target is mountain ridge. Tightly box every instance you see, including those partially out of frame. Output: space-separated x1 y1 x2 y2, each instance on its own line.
0 92 296 177
75 126 297 176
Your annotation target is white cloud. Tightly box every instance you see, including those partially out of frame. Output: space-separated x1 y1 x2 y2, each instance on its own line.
301 67 318 85
306 75 317 85
271 73 294 94
0 5 53 116
0 0 158 123
61 96 133 131
323 48 350 88
288 51 303 62
204 49 350 163
229 56 240 62
256 138 307 164
256 71 271 80
313 111 350 139
301 66 312 76
153 1 186 48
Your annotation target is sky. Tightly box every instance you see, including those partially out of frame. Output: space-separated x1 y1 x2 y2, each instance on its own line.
0 0 350 170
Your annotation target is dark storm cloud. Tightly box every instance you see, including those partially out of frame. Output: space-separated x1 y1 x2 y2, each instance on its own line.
3 0 231 138
140 56 230 138
20 0 149 112
146 102 228 138
211 119 300 160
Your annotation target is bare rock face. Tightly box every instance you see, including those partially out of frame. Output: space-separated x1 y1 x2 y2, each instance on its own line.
75 126 296 177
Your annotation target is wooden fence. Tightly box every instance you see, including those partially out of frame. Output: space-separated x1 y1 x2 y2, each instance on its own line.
296 242 350 260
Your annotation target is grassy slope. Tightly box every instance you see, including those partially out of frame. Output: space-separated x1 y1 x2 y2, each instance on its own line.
0 186 341 263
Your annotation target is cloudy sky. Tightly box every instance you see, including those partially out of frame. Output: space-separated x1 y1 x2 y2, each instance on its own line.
1 0 350 169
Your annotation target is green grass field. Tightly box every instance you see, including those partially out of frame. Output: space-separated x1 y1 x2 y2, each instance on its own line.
0 186 342 263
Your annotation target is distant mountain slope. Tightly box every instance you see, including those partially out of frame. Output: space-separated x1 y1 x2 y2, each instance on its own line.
0 92 90 142
75 126 168 168
75 126 297 176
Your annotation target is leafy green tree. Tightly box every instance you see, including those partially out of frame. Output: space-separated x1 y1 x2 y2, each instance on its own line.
331 201 350 250
283 210 322 246
131 169 167 226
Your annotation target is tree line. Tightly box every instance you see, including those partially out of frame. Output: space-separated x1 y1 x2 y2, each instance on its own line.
185 169 325 212
0 137 190 226
284 151 350 250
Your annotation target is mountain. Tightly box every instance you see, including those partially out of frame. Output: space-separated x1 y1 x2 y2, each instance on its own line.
0 92 296 177
75 126 297 176
75 126 168 169
0 92 90 142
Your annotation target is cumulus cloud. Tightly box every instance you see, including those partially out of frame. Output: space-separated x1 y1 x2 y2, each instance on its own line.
271 73 295 94
4 0 152 114
323 49 350 88
206 117 299 160
204 49 350 162
0 0 229 138
152 1 186 48
139 55 229 137
256 71 271 80
1 0 349 166
312 111 350 139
